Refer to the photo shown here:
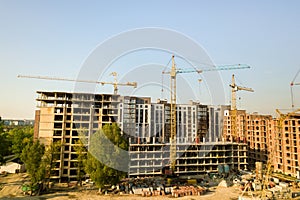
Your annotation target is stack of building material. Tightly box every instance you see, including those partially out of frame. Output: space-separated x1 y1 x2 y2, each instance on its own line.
171 186 206 198
138 185 206 197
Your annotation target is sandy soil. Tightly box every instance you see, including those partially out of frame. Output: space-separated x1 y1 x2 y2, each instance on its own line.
0 173 30 198
46 187 241 200
0 173 242 200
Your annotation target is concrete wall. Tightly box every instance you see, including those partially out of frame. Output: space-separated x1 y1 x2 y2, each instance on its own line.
38 107 54 145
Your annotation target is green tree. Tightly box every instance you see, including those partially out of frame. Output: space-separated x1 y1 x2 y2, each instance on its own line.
0 123 11 164
0 133 10 164
43 141 62 186
20 141 45 186
9 126 33 158
74 139 87 186
84 123 129 188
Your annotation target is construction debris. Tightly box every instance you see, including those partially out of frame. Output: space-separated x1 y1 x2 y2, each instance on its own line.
97 177 208 198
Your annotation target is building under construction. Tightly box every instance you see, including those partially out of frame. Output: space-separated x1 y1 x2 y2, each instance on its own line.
223 111 274 167
273 111 300 178
34 90 300 182
129 142 247 177
34 91 249 181
223 109 300 178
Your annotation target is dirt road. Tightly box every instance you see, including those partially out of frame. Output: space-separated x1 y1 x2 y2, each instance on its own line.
0 173 242 200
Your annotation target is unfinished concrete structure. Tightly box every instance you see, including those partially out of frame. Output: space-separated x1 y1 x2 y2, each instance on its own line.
223 111 274 168
35 91 122 181
245 113 273 168
208 105 230 142
273 113 300 177
128 103 247 177
129 142 248 177
35 91 248 181
223 109 300 178
223 110 247 142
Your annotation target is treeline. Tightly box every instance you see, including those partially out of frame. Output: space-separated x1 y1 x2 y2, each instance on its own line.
0 122 128 195
0 122 33 164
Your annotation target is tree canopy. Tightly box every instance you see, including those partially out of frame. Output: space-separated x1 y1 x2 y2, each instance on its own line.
0 125 33 164
20 141 45 184
74 139 87 185
43 140 62 184
0 132 10 164
9 126 33 158
84 123 129 188
0 123 11 164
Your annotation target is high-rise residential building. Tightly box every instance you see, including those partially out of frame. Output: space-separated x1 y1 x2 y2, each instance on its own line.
223 110 247 142
273 114 300 177
35 91 247 181
223 109 300 178
208 105 230 142
223 111 274 168
245 113 273 168
129 142 248 177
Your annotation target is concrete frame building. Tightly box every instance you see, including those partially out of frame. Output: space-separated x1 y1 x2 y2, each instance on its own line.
35 91 248 181
128 102 248 177
223 110 247 143
223 111 274 168
35 91 126 181
274 114 300 177
128 142 248 177
222 109 300 178
245 113 273 168
208 105 230 142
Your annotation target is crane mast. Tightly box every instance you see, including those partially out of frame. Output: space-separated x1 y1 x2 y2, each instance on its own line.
229 74 254 142
231 74 237 110
110 72 119 95
170 55 177 172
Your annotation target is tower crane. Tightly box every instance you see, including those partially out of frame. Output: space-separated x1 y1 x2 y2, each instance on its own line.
229 74 254 142
290 68 300 109
162 55 251 173
17 72 137 95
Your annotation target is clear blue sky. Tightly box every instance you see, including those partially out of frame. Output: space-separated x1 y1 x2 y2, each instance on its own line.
1 0 300 119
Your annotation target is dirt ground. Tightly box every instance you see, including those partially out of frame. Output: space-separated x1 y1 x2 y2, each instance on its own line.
0 173 30 198
0 173 242 200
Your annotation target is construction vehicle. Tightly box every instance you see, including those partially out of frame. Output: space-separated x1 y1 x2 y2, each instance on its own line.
229 74 254 142
162 55 251 173
17 72 137 95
